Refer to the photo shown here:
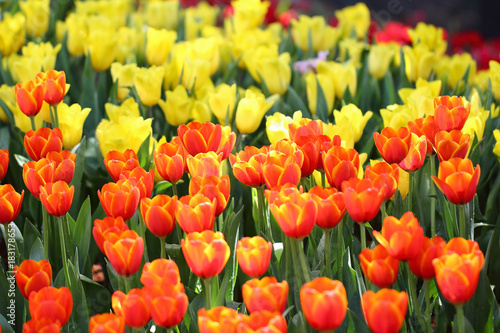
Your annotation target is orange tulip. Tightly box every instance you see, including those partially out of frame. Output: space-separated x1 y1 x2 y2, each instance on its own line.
364 161 399 201
373 211 424 261
293 135 323 177
434 130 469 162
322 146 360 190
230 146 269 188
29 286 73 326
46 150 76 184
198 306 244 333
176 194 216 234
237 311 287 333
409 236 445 279
144 283 188 328
341 178 385 223
35 70 66 105
23 159 54 199
269 188 318 239
89 313 125 333
237 236 273 278
288 118 323 140
23 317 61 333
0 184 24 224
15 80 44 117
98 179 141 220
300 277 347 331
408 116 439 155
14 259 52 299
189 175 230 216
374 126 412 164
434 95 471 132
399 135 427 171
92 216 129 254
177 121 235 159
362 289 408 333
0 148 8 181
112 289 151 328
187 152 223 178
104 230 144 277
39 181 74 217
103 149 140 182
317 135 342 171
432 237 484 305
24 127 63 161
359 245 399 288
262 150 302 190
181 231 230 279
140 194 177 238
432 157 480 205
120 166 155 200
153 141 186 184
242 277 289 314
308 186 346 229
141 259 181 288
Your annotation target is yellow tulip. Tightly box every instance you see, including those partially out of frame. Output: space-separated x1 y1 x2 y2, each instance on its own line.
22 42 62 73
408 22 447 56
245 45 291 95
402 44 434 82
493 130 500 163
65 13 86 56
489 61 500 102
368 44 395 79
398 78 442 118
134 66 165 106
158 85 193 127
231 0 269 34
208 83 237 126
333 104 373 143
434 53 476 89
380 104 413 129
191 100 212 124
317 61 356 99
146 28 177 66
184 2 219 41
75 0 130 21
306 72 334 116
105 98 141 123
84 28 118 72
0 13 26 57
335 3 370 39
229 28 281 69
291 15 339 53
462 92 489 141
110 63 138 102
0 84 15 123
338 38 365 66
174 53 211 92
474 70 490 93
96 116 153 158
19 0 50 38
57 103 91 149
115 26 141 64
175 38 220 76
266 112 293 145
236 88 278 134
144 0 179 30
329 122 355 149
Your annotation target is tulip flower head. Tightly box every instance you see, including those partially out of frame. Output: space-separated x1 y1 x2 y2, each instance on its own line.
39 181 74 217
35 70 66 105
104 149 140 182
112 289 151 328
373 126 411 164
92 216 129 254
104 230 144 277
89 313 125 333
230 146 269 188
362 289 408 333
140 194 177 238
263 149 303 190
0 184 24 224
98 178 141 221
141 259 181 288
119 167 155 200
434 95 471 132
15 80 44 117
176 193 216 234
408 116 440 155
237 311 287 333
46 150 76 184
23 317 62 333
0 149 8 182
189 175 230 216
364 161 399 201
308 186 346 229
237 236 273 278
398 135 427 172
322 146 360 190
24 127 63 161
359 245 400 288
341 177 385 224
153 141 186 184
177 121 235 159
144 283 188 328
198 306 244 333
14 259 52 299
29 286 73 327
409 236 445 279
242 276 289 314
22 159 55 199
434 130 470 162
187 152 223 178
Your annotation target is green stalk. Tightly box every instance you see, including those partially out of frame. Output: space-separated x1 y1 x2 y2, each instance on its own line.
296 239 311 282
456 305 465 333
203 278 212 310
408 172 414 212
176 225 184 245
405 261 427 333
430 156 437 236
124 276 132 293
256 186 266 238
424 280 431 324
160 237 166 259
58 216 72 289
321 170 326 188
380 202 387 220
458 204 466 239
61 214 74 259
30 117 37 131
172 182 178 197
337 217 344 277
138 214 150 262
324 228 332 278
360 223 366 250
42 207 50 261
52 104 59 129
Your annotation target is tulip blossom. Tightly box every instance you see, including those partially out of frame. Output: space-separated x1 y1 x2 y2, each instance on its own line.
434 95 471 132
359 245 399 288
408 116 440 155
322 146 360 190
23 159 55 199
399 135 427 172
362 289 408 333
237 311 287 333
112 289 151 328
198 306 243 333
98 179 141 221
187 152 223 178
364 161 399 201
140 194 177 238
153 141 186 184
23 317 62 332
0 184 24 224
29 286 73 327
230 146 269 188
242 276 289 314
236 236 273 278
39 181 74 217
144 283 188 328
104 231 144 277
177 121 235 159
374 126 411 164
341 178 385 224
0 149 9 181
92 216 129 254
409 236 445 279
89 313 125 333
104 149 140 182
308 186 346 229
141 259 181 288
263 150 303 190
119 167 155 200
176 194 216 234
46 150 76 184
434 130 470 162
15 80 44 117
189 175 230 216
35 70 66 105
14 259 52 299
24 127 63 161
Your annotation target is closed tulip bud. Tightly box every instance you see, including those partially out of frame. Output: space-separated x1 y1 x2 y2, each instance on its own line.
237 311 287 333
85 28 117 72
198 306 244 333
373 212 424 261
57 103 91 149
0 149 8 181
341 177 386 224
104 149 140 182
242 277 289 314
263 150 303 190
409 236 445 279
368 44 395 79
89 313 125 333
434 130 470 162
104 231 144 277
140 195 177 238
14 259 52 299
20 0 50 38
146 28 177 66
35 70 66 105
0 185 24 224
374 126 412 164
158 85 193 127
399 135 427 172
112 289 151 328
141 259 181 288
359 245 399 288
236 89 277 134
209 83 237 126
24 127 63 161
23 317 61 332
98 179 141 221
46 150 76 184
362 289 408 333
39 181 74 217
189 175 230 216
308 186 346 229
434 96 471 132
29 286 73 326
144 283 188 328
237 236 273 278
300 278 348 331
322 146 360 190
181 231 230 280
153 141 186 184
15 80 44 117
92 216 129 254
134 66 165 107
177 121 236 159
432 157 480 205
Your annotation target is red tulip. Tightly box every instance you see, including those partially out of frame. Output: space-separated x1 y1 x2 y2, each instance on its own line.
104 230 144 277
46 150 76 184
35 70 66 105
112 289 151 328
29 286 73 326
120 166 155 200
364 161 399 201
374 126 411 164
140 194 177 238
359 245 399 288
144 282 188 328
230 146 269 188
153 141 186 184
92 216 129 254
322 146 360 190
237 236 273 278
308 186 346 229
341 177 385 223
89 313 125 333
198 306 244 333
399 135 427 172
409 236 445 279
23 317 61 333
189 175 230 216
98 179 141 220
24 127 63 161
176 194 216 234
242 277 289 314
141 258 181 288
177 121 235 159
23 159 55 199
434 130 470 162
14 259 52 299
408 116 439 155
187 152 223 178
362 289 408 333
237 311 287 333
103 149 140 182
0 148 8 181
0 184 24 224
15 80 44 117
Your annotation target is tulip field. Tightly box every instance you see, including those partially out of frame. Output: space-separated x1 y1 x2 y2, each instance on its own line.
2 0 500 332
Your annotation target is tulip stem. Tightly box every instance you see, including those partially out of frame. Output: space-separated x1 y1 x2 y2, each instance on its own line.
139 214 150 262
42 207 50 261
321 170 326 188
58 216 72 289
430 156 437 236
360 223 366 250
30 117 37 131
456 305 465 333
296 239 311 282
337 218 344 277
172 182 178 197
324 228 332 278
124 276 131 293
424 280 431 324
203 278 212 310
257 186 270 240
408 172 414 212
458 204 466 239
61 214 74 259
50 104 59 129
405 261 428 333
160 237 166 259
380 202 387 220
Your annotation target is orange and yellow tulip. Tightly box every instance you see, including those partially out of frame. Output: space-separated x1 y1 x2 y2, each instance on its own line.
23 317 61 332
112 289 151 328
153 141 186 184
0 184 24 224
24 127 63 161
181 231 230 280
242 276 289 314
237 311 287 333
187 152 223 178
89 313 125 333
434 95 470 132
98 179 141 221
29 286 73 327
359 245 399 288
263 150 303 190
177 121 235 160
23 159 54 199
230 146 269 188
92 216 129 254
409 236 445 279
293 135 322 178
308 186 346 229
288 118 324 140
35 70 66 105
362 289 408 333
300 277 347 331
14 259 52 299
236 236 273 278
189 175 230 216
434 130 470 162
374 126 411 164
14 80 44 117
39 181 74 217
176 194 216 234
140 194 178 238
341 178 385 223
322 146 360 190
0 149 9 181
432 157 480 205
104 231 144 277
198 306 244 333
408 116 439 155
46 150 76 184
119 167 155 200
144 283 188 328
373 212 424 261
399 135 427 172
103 149 140 182
141 259 181 288
364 161 399 201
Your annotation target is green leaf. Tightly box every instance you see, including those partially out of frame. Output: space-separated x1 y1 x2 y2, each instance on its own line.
14 154 30 168
67 260 90 332
23 218 41 259
137 133 152 170
105 258 120 292
69 137 87 218
382 70 397 106
315 77 329 122
286 84 311 118
72 197 92 273
80 275 111 316
0 99 15 126
0 314 14 333
29 238 44 262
